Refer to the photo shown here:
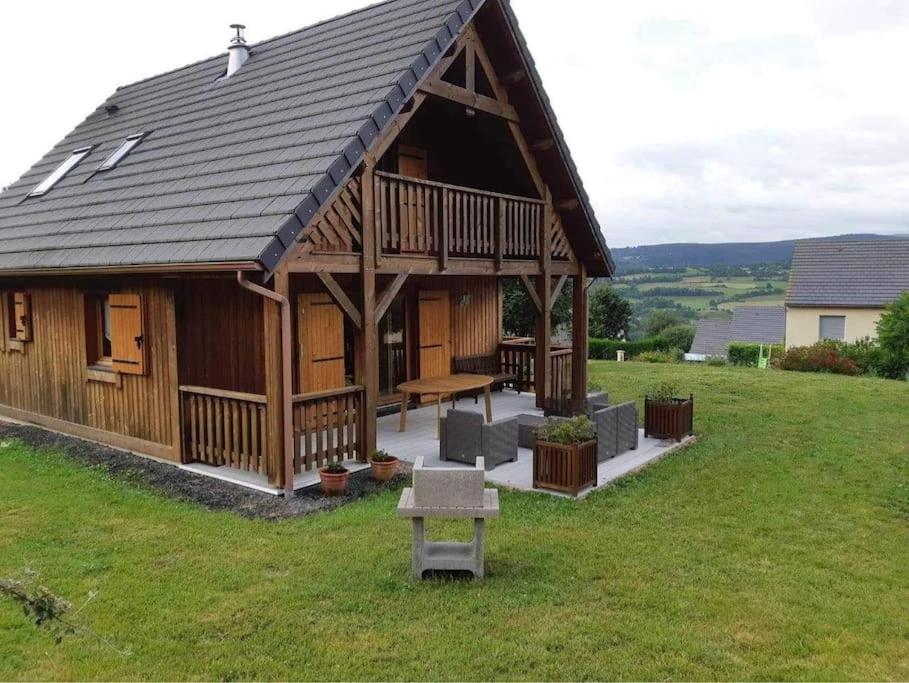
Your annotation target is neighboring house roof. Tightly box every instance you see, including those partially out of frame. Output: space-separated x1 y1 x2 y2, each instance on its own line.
690 305 785 356
0 0 612 276
787 238 909 307
729 305 786 345
689 318 732 357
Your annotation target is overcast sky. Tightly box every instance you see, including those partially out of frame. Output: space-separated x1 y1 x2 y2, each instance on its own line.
2 0 908 247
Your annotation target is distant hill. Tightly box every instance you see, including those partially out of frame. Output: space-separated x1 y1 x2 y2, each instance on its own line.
612 234 892 272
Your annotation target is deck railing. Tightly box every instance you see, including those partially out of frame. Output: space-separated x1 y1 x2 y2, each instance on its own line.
375 171 545 263
179 385 268 474
291 385 365 473
498 339 573 415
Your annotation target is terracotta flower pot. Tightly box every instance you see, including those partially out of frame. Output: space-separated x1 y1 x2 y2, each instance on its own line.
369 456 399 482
319 467 350 496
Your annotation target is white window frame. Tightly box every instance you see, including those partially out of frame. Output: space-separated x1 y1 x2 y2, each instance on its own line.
97 133 147 172
28 146 93 197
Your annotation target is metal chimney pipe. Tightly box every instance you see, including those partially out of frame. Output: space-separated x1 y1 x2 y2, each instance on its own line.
225 24 249 77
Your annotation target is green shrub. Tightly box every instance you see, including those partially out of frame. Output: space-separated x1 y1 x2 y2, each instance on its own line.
534 415 595 445
776 342 860 376
646 381 680 403
728 342 785 367
706 356 728 367
659 324 696 353
637 349 682 364
877 292 909 379
825 338 883 376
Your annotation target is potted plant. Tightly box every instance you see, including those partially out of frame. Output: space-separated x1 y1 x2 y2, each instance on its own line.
369 449 399 482
319 460 350 496
532 415 597 495
644 381 694 442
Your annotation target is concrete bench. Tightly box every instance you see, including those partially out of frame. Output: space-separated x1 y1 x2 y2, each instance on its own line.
397 456 500 579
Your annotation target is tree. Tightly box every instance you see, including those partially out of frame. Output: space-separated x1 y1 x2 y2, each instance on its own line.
502 278 571 338
641 309 686 338
659 324 696 352
589 285 632 339
876 292 909 379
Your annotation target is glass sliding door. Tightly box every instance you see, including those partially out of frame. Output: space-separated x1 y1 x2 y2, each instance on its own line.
378 296 407 397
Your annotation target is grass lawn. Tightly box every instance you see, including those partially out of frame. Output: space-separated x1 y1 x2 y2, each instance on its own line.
1 364 907 680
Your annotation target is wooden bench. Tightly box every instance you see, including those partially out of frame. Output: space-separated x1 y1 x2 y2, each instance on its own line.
452 354 517 402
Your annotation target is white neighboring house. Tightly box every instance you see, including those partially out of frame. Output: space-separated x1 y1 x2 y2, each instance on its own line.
686 306 786 362
785 239 909 349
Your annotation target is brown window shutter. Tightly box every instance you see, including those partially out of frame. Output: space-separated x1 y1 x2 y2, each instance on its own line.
109 293 147 375
13 292 32 342
297 292 346 393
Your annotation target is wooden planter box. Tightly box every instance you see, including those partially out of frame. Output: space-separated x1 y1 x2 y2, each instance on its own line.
644 395 694 442
533 439 597 495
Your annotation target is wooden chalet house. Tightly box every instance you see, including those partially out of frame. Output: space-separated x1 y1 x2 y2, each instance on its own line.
0 0 613 493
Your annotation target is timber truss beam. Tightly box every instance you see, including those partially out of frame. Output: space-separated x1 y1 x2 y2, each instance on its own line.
317 272 362 330
417 26 519 123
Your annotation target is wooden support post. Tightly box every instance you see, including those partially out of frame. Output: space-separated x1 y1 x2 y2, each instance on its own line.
373 173 383 267
358 161 379 461
263 268 291 488
495 198 505 270
535 191 553 409
571 262 589 415
440 188 450 271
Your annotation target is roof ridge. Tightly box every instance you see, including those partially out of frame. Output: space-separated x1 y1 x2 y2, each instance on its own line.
115 0 419 93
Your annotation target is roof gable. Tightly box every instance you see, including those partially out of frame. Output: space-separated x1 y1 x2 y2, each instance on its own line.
0 0 611 276
786 238 909 307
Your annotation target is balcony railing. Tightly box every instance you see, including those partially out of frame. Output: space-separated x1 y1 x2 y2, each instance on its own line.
291 385 365 473
180 385 268 474
374 172 546 263
499 338 573 416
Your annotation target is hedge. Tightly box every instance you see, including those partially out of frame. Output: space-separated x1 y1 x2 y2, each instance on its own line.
728 342 785 367
588 336 675 360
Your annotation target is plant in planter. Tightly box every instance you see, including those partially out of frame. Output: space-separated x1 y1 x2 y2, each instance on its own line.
319 460 350 496
644 381 694 442
532 415 597 495
369 449 399 482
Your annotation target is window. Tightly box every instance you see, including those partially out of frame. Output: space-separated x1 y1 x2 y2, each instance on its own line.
97 133 147 172
3 292 31 351
85 294 113 367
819 315 846 341
28 146 93 197
84 293 147 375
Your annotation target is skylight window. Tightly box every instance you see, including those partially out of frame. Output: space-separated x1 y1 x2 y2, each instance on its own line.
98 133 147 172
28 146 93 197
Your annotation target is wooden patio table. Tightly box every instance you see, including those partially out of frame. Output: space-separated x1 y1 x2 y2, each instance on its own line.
397 374 494 437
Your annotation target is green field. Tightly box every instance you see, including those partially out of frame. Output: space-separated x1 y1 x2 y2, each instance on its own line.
613 267 789 321
1 363 907 680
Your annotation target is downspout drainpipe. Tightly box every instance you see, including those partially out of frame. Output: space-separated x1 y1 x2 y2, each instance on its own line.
237 271 294 496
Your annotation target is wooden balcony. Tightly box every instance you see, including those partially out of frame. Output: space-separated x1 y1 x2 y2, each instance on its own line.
374 172 571 265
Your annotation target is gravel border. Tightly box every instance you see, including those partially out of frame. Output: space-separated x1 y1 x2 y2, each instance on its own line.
0 422 411 520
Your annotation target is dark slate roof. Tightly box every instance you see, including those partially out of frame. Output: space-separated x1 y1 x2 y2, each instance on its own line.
689 319 732 357
787 238 909 307
729 305 785 345
0 0 612 275
690 305 785 356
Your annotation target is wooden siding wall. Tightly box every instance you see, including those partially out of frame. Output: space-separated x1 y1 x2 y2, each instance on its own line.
175 279 265 395
447 277 501 359
0 284 179 458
